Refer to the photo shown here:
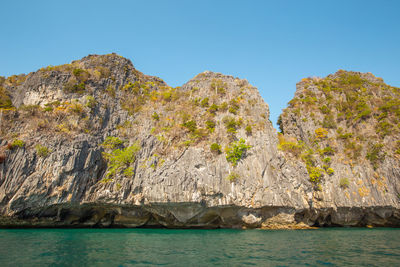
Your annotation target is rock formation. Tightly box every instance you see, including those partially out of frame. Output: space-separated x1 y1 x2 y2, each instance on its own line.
0 54 399 228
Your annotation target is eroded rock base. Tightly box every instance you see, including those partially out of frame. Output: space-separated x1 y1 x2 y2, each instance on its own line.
1 203 399 229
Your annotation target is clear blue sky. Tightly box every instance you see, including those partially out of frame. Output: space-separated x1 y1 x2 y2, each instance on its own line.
1 0 399 126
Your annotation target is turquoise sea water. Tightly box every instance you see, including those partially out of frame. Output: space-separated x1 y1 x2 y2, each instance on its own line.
0 228 399 266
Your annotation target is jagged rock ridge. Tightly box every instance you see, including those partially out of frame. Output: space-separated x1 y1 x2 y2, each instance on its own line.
0 54 399 228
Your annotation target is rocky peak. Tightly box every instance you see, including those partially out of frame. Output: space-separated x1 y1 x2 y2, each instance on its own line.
77 53 135 70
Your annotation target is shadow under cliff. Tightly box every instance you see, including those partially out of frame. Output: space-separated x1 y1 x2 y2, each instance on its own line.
1 202 399 229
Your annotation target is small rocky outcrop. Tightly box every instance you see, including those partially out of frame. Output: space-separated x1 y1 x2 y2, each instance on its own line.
0 55 399 228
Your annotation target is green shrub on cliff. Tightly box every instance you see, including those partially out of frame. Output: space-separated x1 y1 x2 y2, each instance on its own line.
366 143 385 170
152 112 160 121
326 167 334 175
219 102 228 111
210 79 227 95
307 166 324 183
72 68 89 82
106 85 116 97
245 125 252 135
376 120 393 137
64 80 85 94
182 120 197 133
277 134 303 157
210 143 221 154
379 97 400 118
319 146 335 156
208 104 219 114
102 136 124 149
206 120 216 132
226 172 240 182
200 97 209 108
320 105 330 114
223 116 238 134
228 99 240 114
339 178 350 189
225 138 251 166
395 141 400 155
103 142 140 177
85 96 97 109
8 139 25 149
323 157 331 164
0 86 13 109
322 114 336 129
35 145 50 157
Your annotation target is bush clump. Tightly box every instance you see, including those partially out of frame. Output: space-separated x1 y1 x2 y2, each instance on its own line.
200 97 209 108
206 120 216 132
85 96 97 109
307 166 324 183
8 139 25 149
225 138 251 166
226 172 240 182
395 141 400 155
152 112 160 121
323 157 331 164
0 86 13 109
326 168 334 175
228 99 240 114
208 104 219 114
219 102 228 111
277 115 284 133
366 143 385 170
277 134 303 157
64 69 89 93
210 79 227 95
72 68 89 82
103 143 140 177
182 120 197 133
322 114 336 129
245 125 252 135
210 143 221 154
35 144 50 157
64 80 85 94
320 105 330 114
376 120 393 137
339 178 350 189
101 136 124 149
315 128 328 139
336 128 353 140
319 146 335 156
355 101 372 120
222 116 238 134
106 85 116 97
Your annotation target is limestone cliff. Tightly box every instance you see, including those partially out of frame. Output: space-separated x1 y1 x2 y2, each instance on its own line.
0 54 399 228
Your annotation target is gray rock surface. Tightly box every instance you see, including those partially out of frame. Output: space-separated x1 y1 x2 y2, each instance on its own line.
0 55 399 228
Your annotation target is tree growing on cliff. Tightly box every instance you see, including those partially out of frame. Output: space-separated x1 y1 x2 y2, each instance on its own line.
102 142 140 177
225 138 251 166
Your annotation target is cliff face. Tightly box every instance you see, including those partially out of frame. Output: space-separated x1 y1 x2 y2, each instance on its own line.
0 55 399 228
278 71 400 226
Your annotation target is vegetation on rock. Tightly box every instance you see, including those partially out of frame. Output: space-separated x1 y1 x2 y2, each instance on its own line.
279 70 400 188
102 142 140 177
225 138 251 166
226 172 240 182
8 139 25 149
35 144 50 158
210 143 222 154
